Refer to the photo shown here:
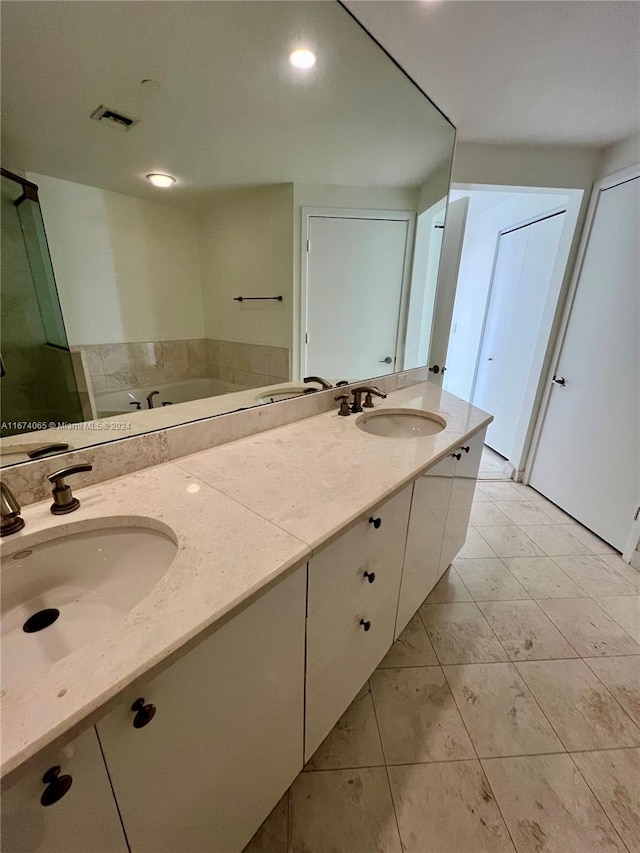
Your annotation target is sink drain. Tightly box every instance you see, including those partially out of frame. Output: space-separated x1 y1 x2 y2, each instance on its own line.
23 608 60 633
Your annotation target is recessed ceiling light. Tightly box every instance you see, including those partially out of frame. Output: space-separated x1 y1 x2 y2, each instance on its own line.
289 48 316 70
146 173 176 188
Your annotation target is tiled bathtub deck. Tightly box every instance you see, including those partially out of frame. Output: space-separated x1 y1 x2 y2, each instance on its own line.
244 458 640 853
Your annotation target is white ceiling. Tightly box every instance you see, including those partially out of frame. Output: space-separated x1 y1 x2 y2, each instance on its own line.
347 0 640 146
1 1 454 207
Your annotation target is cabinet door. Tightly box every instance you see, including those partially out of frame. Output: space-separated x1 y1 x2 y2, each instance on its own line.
305 487 411 759
96 565 306 853
439 430 485 576
395 454 455 636
1 728 127 853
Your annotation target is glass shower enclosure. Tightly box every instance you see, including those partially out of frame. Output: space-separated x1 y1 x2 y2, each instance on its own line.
1 168 84 438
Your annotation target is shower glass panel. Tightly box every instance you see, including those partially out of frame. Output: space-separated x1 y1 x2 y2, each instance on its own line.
1 170 84 437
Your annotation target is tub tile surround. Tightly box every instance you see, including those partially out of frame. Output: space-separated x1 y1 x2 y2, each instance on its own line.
74 338 290 395
0 378 490 784
0 367 430 504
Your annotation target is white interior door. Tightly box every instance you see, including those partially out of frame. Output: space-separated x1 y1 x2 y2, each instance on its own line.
474 212 565 459
426 197 469 384
530 174 639 550
304 214 410 380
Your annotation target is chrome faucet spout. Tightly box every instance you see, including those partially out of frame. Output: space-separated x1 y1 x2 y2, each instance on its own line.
1 482 25 536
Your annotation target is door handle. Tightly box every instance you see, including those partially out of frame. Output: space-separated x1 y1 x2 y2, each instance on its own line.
429 364 446 374
552 376 566 386
379 356 393 364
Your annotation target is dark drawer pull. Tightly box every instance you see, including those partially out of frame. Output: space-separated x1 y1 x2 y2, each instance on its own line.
363 571 376 584
451 452 462 460
41 766 73 806
461 445 470 453
132 698 157 728
359 619 372 632
368 516 382 529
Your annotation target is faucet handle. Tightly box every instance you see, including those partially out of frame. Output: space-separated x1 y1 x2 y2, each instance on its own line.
48 464 93 515
1 482 25 536
334 394 351 417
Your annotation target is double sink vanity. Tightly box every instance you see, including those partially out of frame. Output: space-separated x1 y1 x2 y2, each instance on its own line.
1 381 491 852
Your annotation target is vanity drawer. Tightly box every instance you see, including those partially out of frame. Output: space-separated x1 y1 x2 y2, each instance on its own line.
305 585 397 760
307 485 412 618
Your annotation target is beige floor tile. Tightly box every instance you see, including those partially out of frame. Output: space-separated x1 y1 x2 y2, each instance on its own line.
511 482 549 501
595 596 640 642
289 767 402 853
419 602 508 664
571 748 640 851
482 753 626 852
378 613 438 668
444 662 563 758
457 527 498 559
425 566 473 603
304 684 384 771
476 481 529 502
520 525 593 557
369 666 474 764
495 500 557 526
538 598 640 656
455 558 531 601
602 554 640 592
470 501 515 526
478 600 579 661
534 499 576 523
243 794 287 853
388 761 515 853
584 656 640 726
561 523 618 555
553 554 636 597
504 556 587 599
475 525 544 558
516 659 640 750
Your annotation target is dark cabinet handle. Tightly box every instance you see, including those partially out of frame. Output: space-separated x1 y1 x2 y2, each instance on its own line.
132 698 157 728
363 571 376 584
552 376 566 386
368 516 382 529
41 766 73 807
461 446 470 453
451 452 462 461
359 619 372 632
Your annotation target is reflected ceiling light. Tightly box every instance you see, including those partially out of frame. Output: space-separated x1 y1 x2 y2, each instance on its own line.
146 173 176 188
289 48 316 69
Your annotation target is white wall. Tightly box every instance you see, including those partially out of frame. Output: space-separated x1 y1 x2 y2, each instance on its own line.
444 190 569 402
30 173 204 345
291 183 419 377
199 184 294 349
598 134 640 177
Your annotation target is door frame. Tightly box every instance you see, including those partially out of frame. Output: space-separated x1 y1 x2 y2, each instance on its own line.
525 164 640 490
469 206 567 405
299 207 416 377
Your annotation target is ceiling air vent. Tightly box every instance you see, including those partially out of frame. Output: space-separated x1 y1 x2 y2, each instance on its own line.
90 105 139 130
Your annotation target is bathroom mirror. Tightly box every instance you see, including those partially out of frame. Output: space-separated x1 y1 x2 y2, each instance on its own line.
0 0 455 466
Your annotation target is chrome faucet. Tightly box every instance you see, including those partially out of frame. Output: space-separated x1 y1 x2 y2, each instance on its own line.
146 390 160 409
350 386 387 413
1 482 25 536
303 376 332 390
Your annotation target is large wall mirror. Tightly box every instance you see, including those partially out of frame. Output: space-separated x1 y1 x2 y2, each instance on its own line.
0 0 455 466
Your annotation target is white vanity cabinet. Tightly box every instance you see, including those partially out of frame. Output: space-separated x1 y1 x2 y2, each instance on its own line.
395 428 485 637
304 486 412 759
0 728 128 853
95 564 306 853
438 430 485 576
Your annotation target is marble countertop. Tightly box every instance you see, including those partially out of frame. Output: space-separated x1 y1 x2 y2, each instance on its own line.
1 381 490 783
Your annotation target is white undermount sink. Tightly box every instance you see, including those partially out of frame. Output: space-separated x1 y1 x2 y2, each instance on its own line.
1 521 177 685
356 409 446 438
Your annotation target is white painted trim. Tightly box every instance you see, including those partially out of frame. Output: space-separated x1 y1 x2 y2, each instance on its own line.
299 207 416 377
525 163 640 487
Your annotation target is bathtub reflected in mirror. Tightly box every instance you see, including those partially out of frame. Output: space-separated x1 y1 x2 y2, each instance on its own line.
0 1 455 467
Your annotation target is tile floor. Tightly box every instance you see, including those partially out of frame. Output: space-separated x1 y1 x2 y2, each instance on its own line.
244 447 640 853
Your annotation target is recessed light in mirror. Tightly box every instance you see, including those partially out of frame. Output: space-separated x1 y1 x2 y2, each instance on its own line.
289 48 316 69
146 173 176 188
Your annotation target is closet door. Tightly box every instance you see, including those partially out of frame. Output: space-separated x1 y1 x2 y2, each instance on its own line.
530 175 639 550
